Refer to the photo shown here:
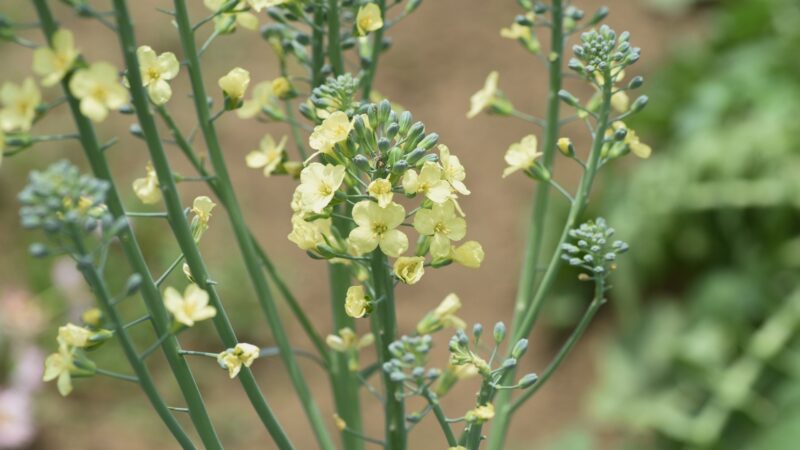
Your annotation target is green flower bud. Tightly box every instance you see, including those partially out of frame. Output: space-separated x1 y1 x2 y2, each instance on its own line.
493 322 506 343
519 373 539 388
511 338 529 359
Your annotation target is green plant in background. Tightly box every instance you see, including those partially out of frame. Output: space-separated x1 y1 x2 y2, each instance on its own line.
541 0 800 449
1 0 652 449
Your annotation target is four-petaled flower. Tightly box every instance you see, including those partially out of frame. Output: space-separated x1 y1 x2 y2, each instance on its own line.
136 45 180 105
68 62 129 123
132 162 161 204
402 161 453 204
393 256 425 284
344 285 371 318
246 134 287 177
309 111 353 156
43 345 76 397
356 3 384 36
217 343 260 378
413 201 466 259
164 284 217 328
367 178 394 208
503 134 541 178
349 201 408 257
297 163 346 213
33 29 78 87
0 78 41 132
467 71 499 119
218 67 251 103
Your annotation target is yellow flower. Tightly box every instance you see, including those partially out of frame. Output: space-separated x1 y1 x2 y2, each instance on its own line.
557 137 573 156
368 178 394 207
417 293 466 334
503 134 541 178
69 62 129 123
393 256 425 284
326 328 374 352
217 343 260 378
309 111 353 156
288 214 332 251
356 3 384 35
344 285 371 318
449 447 467 450
467 71 498 119
614 121 652 159
438 144 470 195
0 130 4 168
190 195 216 241
192 196 216 225
297 163 346 213
163 284 217 327
466 403 495 423
136 45 180 105
132 162 161 204
57 323 92 348
246 134 287 176
81 308 103 328
43 345 75 396
349 201 408 257
611 91 630 113
218 67 251 102
205 0 259 32
270 76 292 99
32 29 78 87
413 201 466 259
248 0 288 11
237 81 279 119
451 241 484 268
402 161 453 204
0 78 41 132
500 23 531 40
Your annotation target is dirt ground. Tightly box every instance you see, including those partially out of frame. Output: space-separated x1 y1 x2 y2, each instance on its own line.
0 1 705 449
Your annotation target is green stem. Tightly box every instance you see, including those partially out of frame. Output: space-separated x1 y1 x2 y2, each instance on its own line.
71 232 196 450
369 250 406 450
279 60 307 159
95 367 140 383
31 3 222 449
487 68 614 450
170 2 334 448
463 380 493 450
489 4 565 446
311 3 326 86
508 279 606 413
327 0 344 75
422 387 457 447
110 1 293 447
158 74 328 361
361 0 386 99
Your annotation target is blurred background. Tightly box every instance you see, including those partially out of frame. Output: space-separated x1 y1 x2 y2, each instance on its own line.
2 0 800 449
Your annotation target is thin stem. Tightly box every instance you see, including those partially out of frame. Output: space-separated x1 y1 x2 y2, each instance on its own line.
422 387 457 447
110 1 294 447
370 250 405 450
508 279 606 413
70 230 196 449
361 0 386 98
327 0 345 76
170 1 332 448
96 367 140 383
279 60 307 160
155 254 186 287
509 109 546 128
547 178 574 203
124 314 152 330
32 3 222 448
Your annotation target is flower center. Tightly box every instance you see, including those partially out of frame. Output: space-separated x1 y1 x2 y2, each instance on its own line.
372 223 388 235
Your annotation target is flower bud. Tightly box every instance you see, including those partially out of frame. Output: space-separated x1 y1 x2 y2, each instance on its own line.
631 95 648 112
473 323 483 341
398 110 413 135
588 6 609 26
493 322 506 344
501 358 517 370
519 373 538 388
125 273 143 295
557 137 574 157
511 338 529 359
558 89 580 107
628 76 644 90
417 133 439 151
29 242 49 258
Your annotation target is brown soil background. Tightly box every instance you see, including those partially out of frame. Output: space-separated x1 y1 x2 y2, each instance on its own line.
0 1 704 449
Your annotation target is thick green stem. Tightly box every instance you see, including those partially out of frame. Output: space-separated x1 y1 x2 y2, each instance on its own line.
109 1 293 447
510 0 565 348
71 233 196 450
486 75 614 450
311 3 326 86
170 2 335 448
328 255 366 450
463 381 494 450
327 0 345 75
508 279 606 413
369 251 405 450
361 0 386 99
31 2 222 449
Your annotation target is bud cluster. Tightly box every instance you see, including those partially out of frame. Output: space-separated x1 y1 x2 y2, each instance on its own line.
18 160 114 251
382 335 441 388
561 217 628 279
570 25 640 84
304 74 361 120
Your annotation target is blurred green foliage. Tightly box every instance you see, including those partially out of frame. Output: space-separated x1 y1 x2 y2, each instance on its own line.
575 0 800 449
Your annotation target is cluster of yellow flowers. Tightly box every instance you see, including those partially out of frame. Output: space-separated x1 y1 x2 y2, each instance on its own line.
286 104 484 299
